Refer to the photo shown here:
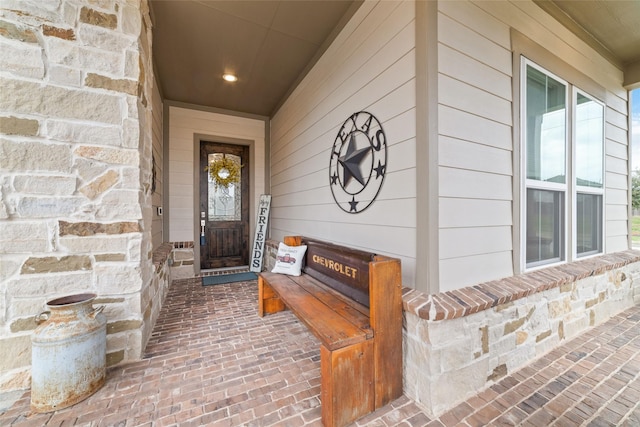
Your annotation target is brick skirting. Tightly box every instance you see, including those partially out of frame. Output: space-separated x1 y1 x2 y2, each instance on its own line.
403 250 640 417
403 250 640 321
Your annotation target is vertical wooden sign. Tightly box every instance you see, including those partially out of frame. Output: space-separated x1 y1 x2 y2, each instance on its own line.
250 195 271 272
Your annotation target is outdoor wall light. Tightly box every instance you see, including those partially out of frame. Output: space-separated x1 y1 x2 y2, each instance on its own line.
222 73 238 82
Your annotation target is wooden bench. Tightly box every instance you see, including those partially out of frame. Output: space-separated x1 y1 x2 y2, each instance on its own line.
258 236 403 427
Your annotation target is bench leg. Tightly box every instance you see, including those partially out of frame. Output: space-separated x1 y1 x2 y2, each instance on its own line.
258 276 285 317
320 341 374 427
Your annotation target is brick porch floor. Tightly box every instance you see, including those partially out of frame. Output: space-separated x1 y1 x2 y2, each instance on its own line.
1 277 640 426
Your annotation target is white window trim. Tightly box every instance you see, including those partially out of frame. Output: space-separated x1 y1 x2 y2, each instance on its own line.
520 59 569 271
520 57 606 272
571 88 606 260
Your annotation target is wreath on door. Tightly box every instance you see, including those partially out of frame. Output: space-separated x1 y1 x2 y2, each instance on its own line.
205 155 242 189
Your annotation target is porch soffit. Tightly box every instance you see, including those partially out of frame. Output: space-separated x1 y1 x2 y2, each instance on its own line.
535 0 640 89
149 0 361 117
149 0 640 117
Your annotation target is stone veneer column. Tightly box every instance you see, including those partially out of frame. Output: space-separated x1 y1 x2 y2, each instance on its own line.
0 0 155 391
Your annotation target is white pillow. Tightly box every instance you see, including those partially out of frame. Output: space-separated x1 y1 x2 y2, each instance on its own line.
271 242 307 276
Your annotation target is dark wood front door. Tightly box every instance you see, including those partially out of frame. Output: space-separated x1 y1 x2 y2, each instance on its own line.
199 141 249 269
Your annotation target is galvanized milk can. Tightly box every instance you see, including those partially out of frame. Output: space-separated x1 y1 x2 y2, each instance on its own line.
31 293 107 413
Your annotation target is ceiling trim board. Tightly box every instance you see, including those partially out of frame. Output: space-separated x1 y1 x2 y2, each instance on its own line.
165 99 270 123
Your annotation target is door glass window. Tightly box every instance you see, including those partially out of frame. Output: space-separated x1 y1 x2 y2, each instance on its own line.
207 153 241 221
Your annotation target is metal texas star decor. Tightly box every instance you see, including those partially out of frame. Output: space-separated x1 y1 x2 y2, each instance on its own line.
329 111 387 213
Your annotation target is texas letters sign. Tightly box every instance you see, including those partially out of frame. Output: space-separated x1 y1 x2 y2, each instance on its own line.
250 195 271 272
329 111 387 214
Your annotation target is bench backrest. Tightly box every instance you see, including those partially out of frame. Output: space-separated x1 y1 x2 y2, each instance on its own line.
286 236 374 308
282 236 403 408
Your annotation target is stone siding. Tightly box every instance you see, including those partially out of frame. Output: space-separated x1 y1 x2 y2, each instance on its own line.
141 242 173 359
170 241 195 280
0 0 156 391
403 251 640 417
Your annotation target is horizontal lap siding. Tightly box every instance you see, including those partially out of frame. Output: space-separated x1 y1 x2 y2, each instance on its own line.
605 84 631 252
605 101 629 249
439 106 512 151
271 1 408 143
605 119 629 248
270 1 417 286
437 0 629 291
437 0 514 291
440 226 512 260
440 252 514 290
439 137 512 176
270 78 416 188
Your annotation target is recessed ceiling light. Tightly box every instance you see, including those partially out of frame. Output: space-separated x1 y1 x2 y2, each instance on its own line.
222 73 238 82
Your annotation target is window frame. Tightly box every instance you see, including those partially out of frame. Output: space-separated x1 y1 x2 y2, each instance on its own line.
571 88 605 259
520 57 605 271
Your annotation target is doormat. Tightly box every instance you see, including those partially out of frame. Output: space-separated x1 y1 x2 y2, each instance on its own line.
202 272 258 286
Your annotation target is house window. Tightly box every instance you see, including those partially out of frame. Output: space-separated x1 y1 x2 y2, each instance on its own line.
522 59 604 269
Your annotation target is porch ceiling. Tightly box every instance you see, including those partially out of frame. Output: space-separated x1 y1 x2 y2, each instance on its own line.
535 0 640 88
149 0 361 117
149 0 640 118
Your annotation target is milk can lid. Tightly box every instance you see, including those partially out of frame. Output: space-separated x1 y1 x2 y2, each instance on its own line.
47 293 97 306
